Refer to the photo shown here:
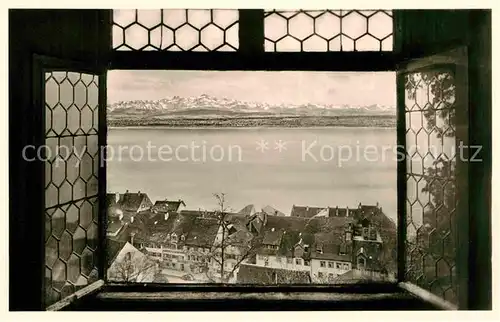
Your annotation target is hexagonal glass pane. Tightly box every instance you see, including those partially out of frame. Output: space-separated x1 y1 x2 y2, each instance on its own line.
51 208 65 238
356 34 380 51
315 12 341 39
59 231 73 261
265 13 287 42
342 11 367 39
86 222 98 250
45 76 59 109
46 236 59 268
212 9 238 28
59 78 74 109
79 200 93 229
67 254 81 284
52 259 67 291
50 104 67 135
114 9 136 28
368 11 392 39
289 13 314 40
66 204 79 233
224 24 238 50
163 9 186 29
302 35 327 51
201 25 224 50
80 106 93 134
66 105 80 134
124 24 149 50
187 9 211 29
276 36 301 52
150 25 174 49
58 180 73 205
175 24 198 50
137 10 161 29
73 227 86 255
113 25 124 49
80 248 94 277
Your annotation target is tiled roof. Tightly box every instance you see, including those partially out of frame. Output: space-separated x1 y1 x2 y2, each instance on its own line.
261 205 286 217
152 199 185 213
184 217 219 247
107 220 125 234
106 193 121 207
262 229 285 246
290 206 324 218
237 264 311 284
107 239 127 267
255 214 356 260
238 204 256 216
121 192 151 211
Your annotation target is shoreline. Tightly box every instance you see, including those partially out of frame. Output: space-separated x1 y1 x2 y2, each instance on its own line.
108 125 397 130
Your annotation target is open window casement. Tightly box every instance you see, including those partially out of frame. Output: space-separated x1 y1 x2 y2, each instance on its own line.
396 47 469 310
34 56 107 310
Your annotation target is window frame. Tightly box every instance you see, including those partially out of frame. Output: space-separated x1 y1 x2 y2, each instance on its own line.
32 54 108 310
12 9 490 311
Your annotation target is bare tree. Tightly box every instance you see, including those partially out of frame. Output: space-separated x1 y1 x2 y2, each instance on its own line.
197 193 262 283
109 250 157 283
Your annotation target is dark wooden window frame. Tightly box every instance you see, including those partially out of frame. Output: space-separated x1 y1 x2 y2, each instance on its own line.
9 9 490 311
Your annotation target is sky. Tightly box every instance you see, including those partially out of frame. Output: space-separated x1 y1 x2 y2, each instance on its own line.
107 70 396 107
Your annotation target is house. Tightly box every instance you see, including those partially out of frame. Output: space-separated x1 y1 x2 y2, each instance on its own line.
106 191 154 223
151 199 186 214
250 211 386 283
236 263 312 284
261 205 286 217
238 204 257 216
123 209 250 277
209 213 255 280
120 191 153 213
107 240 157 283
290 205 326 218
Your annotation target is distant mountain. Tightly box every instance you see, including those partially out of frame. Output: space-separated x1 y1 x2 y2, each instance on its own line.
108 94 396 118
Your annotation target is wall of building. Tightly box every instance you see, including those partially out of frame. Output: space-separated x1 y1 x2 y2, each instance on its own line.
9 9 111 310
310 259 351 279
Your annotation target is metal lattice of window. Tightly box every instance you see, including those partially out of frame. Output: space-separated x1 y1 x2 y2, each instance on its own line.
404 71 458 305
113 9 239 51
44 72 100 307
264 10 393 52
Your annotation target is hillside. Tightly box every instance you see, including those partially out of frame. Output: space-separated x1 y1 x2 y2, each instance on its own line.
108 95 396 128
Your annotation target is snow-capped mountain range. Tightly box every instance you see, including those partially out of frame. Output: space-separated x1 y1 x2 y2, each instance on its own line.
108 94 395 117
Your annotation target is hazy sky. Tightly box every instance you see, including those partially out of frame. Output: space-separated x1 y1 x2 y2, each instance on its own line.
108 70 396 107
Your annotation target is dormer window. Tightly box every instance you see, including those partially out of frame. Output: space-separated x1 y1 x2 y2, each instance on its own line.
180 234 185 241
316 245 323 254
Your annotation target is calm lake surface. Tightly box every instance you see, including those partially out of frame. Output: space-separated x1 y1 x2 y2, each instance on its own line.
107 127 397 222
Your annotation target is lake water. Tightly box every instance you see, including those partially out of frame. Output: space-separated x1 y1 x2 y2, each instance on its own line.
107 127 397 222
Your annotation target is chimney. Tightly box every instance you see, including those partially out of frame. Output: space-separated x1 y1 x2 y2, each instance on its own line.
336 206 339 216
346 206 349 217
126 189 129 193
115 192 120 203
164 212 169 221
138 190 141 194
358 202 362 208
376 201 379 207
130 232 136 246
